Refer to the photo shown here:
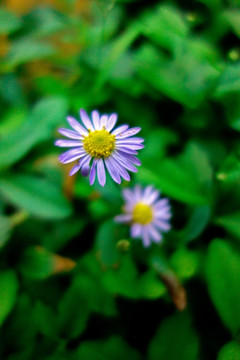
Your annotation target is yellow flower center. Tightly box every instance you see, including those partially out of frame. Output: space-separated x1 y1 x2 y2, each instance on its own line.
132 202 153 225
83 129 115 158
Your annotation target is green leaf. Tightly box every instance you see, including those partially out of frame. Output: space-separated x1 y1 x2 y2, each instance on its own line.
0 7 22 35
0 96 68 169
180 205 211 243
170 249 200 280
148 312 199 360
6 38 56 68
215 212 240 239
135 41 219 108
136 160 208 205
224 10 240 38
73 337 141 360
0 174 72 219
73 273 117 316
206 240 240 334
215 64 240 96
0 215 12 248
0 270 18 327
57 283 90 339
218 341 240 360
141 4 189 50
95 220 120 266
20 247 55 279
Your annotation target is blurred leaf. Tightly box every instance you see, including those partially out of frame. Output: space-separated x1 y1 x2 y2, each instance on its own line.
35 282 90 340
30 8 66 37
170 249 200 280
0 7 22 35
0 270 18 327
0 107 26 135
102 254 165 299
73 336 141 360
73 273 117 316
57 283 90 339
135 41 219 108
224 10 240 38
206 239 240 334
141 4 189 50
96 21 141 87
0 215 12 248
215 64 240 96
20 247 76 279
0 74 25 106
218 341 240 360
148 312 199 360
181 205 211 242
42 218 85 252
215 212 240 239
136 159 208 205
34 302 57 338
0 174 72 219
6 38 56 68
95 220 120 266
0 96 68 169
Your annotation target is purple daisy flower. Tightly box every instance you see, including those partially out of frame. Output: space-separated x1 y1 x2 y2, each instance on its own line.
55 109 144 186
115 185 171 247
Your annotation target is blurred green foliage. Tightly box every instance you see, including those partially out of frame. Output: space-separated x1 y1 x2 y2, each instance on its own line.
1 0 240 359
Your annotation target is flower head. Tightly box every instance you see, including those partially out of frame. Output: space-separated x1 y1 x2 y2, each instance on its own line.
55 109 144 186
115 185 171 247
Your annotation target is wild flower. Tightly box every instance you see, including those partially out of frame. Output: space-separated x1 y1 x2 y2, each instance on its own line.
115 185 171 247
55 109 144 186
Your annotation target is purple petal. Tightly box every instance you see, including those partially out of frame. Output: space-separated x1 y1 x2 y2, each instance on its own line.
80 155 91 177
114 147 138 155
116 137 144 145
55 139 82 147
109 157 130 181
114 214 132 223
67 116 88 136
100 115 108 129
142 186 154 200
58 128 83 140
69 162 81 176
145 190 160 205
122 188 135 203
79 109 94 131
133 185 142 202
105 113 117 132
116 127 141 139
153 219 171 232
113 152 138 173
115 151 141 166
148 224 162 243
89 159 97 185
142 227 151 247
111 125 129 136
104 157 121 184
59 148 86 164
117 144 144 150
131 224 142 238
153 199 170 210
97 158 106 187
154 210 172 220
92 110 100 130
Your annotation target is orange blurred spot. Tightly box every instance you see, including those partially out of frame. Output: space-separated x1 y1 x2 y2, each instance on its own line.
160 271 187 311
5 0 37 15
0 35 10 57
52 253 76 274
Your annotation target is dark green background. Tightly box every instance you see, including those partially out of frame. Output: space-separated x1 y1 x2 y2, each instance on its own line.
1 0 240 359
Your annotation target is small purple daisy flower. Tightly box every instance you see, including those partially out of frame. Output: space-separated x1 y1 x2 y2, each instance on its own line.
115 185 171 247
55 109 144 186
